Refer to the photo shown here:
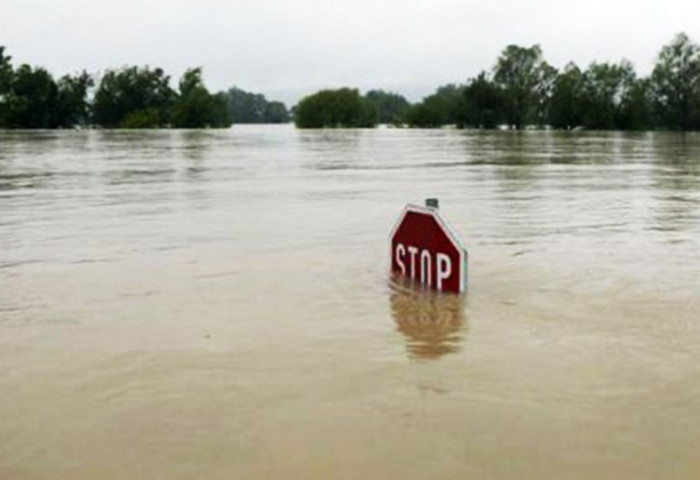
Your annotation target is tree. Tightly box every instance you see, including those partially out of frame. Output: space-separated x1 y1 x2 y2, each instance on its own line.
0 48 92 129
364 90 411 125
225 87 266 123
493 44 553 129
263 101 291 123
580 60 637 130
651 32 700 130
294 88 378 128
617 77 653 130
121 109 162 129
3 64 58 128
435 84 468 127
462 72 505 129
223 87 290 124
171 68 230 128
405 95 448 128
534 62 558 125
405 84 465 128
0 46 14 126
0 47 11 91
93 66 174 128
55 71 93 127
548 63 585 129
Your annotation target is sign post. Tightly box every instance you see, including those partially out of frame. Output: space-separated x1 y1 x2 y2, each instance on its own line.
389 201 467 294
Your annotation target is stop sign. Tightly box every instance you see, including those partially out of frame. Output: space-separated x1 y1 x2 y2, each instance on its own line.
390 204 467 293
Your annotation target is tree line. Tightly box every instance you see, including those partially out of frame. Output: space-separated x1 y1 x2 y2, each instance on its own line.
294 32 700 131
0 47 290 129
3 32 700 131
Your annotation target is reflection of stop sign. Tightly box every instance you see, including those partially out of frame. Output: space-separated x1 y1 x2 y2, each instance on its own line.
390 205 467 293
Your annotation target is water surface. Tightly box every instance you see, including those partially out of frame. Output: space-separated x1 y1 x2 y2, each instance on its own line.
1 126 699 479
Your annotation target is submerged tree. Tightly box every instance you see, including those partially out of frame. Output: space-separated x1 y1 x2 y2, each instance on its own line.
462 72 505 128
435 84 468 127
548 62 585 129
223 87 290 123
617 77 654 130
0 47 11 88
55 71 94 127
2 64 58 128
93 66 174 128
225 87 266 123
0 47 12 126
580 60 637 130
651 32 700 131
404 94 450 128
263 101 290 123
405 84 465 128
0 47 92 129
3 37 700 131
364 90 411 125
493 44 554 129
534 62 558 126
294 88 378 128
171 68 230 128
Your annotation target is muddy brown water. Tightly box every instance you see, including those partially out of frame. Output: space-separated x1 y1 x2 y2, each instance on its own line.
1 126 699 479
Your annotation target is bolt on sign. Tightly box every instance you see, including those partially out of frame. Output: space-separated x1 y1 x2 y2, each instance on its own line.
389 203 467 294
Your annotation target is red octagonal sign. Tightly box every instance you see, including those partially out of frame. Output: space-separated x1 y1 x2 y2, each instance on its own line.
390 205 467 294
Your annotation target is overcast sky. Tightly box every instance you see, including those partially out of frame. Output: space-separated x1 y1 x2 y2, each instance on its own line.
2 0 699 105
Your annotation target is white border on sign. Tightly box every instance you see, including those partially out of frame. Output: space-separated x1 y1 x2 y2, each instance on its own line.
389 204 468 293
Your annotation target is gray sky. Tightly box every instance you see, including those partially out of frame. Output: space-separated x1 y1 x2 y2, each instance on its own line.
2 0 699 105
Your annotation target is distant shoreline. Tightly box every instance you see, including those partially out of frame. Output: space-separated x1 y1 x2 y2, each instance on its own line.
3 32 700 132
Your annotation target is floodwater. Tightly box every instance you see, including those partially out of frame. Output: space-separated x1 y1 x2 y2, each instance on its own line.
1 126 699 479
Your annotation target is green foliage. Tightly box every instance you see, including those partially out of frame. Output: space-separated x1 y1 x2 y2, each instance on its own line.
405 84 465 128
617 78 653 130
405 95 449 128
651 33 700 130
294 88 378 128
93 66 174 128
549 61 654 131
0 48 93 129
3 64 59 128
462 72 505 129
264 101 290 123
224 87 290 123
437 84 468 127
4 35 700 131
171 68 231 128
535 63 558 126
364 90 410 125
225 87 265 123
0 47 13 127
493 44 554 129
548 63 585 129
580 61 637 129
121 108 161 128
0 46 12 97
55 71 94 127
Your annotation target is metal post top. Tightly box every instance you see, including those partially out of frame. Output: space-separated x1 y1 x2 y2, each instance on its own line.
425 198 439 209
